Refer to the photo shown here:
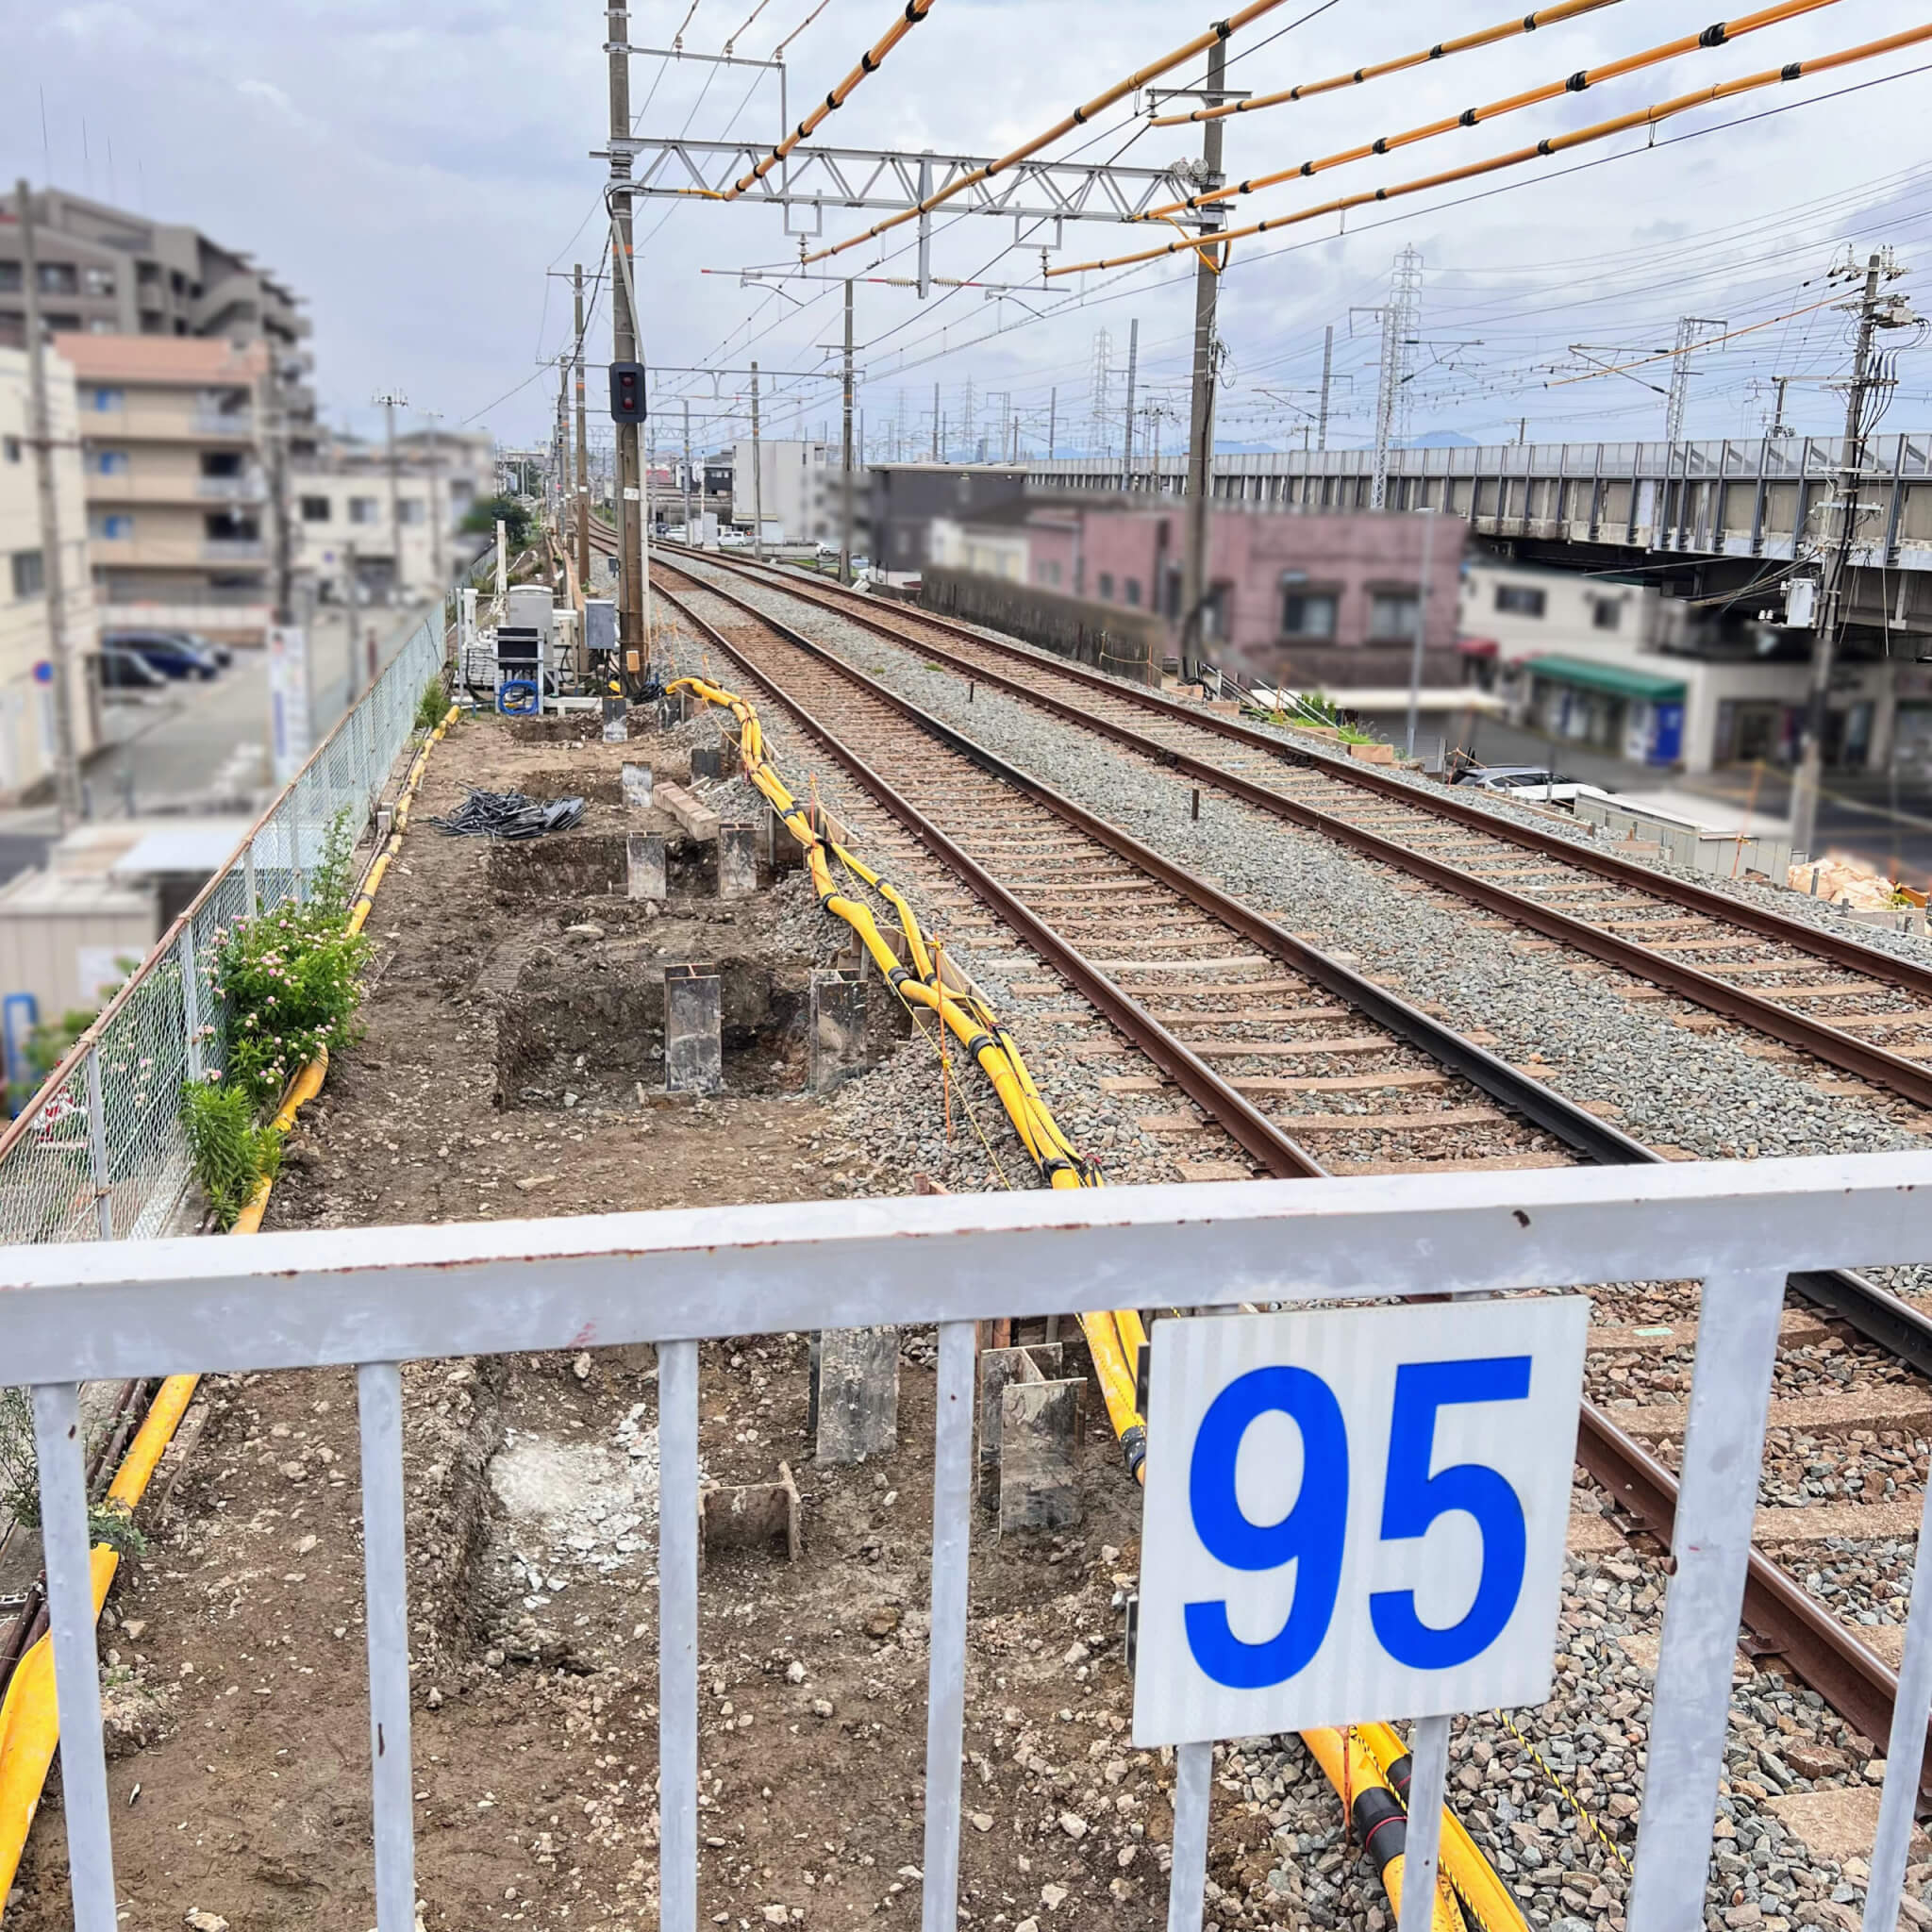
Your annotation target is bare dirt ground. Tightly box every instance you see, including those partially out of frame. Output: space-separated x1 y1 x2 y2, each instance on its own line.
9 701 1191 1932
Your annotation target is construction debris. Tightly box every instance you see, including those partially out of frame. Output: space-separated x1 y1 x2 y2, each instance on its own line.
426 788 588 839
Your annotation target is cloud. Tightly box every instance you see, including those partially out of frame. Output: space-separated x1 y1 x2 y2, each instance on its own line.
236 76 304 123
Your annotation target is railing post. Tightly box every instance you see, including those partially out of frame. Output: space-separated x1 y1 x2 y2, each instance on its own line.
83 1042 112 1240
920 1320 974 1932
357 1360 417 1932
179 924 205 1086
31 1381 118 1931
1860 1476 1932 1932
658 1338 701 1932
1626 1266 1787 1932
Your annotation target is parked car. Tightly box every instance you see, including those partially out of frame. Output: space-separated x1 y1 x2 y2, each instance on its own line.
1452 763 1610 808
102 629 225 680
719 528 749 548
97 646 171 692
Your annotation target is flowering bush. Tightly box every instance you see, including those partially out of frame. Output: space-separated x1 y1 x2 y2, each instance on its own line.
210 899 369 1111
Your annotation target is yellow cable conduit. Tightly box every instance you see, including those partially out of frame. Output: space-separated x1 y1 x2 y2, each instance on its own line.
1148 0 1622 125
1140 0 1844 220
798 0 1296 264
669 673 1153 1479
0 700 460 1901
1048 20 1932 276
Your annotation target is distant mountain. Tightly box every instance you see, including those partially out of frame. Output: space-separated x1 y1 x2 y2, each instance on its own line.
1403 430 1479 448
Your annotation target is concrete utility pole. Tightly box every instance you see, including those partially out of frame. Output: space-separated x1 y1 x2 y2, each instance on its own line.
681 397 693 542
556 361 569 537
1317 324 1333 452
841 278 856 585
1404 508 1438 761
1122 317 1139 490
15 178 82 829
422 408 448 610
749 360 765 558
1048 386 1057 461
574 264 591 594
374 389 408 604
1179 34 1228 683
608 1 647 666
930 380 941 460
1790 252 1916 859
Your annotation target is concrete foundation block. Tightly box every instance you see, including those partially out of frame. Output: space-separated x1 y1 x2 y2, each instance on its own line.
809 970 866 1093
664 964 722 1094
627 832 667 902
699 1460 801 1564
718 824 758 900
602 694 628 742
621 761 655 808
810 1326 899 1464
657 780 719 843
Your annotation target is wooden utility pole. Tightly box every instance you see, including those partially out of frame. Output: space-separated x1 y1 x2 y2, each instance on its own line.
1178 35 1227 683
608 2 647 665
840 279 856 585
574 264 591 594
15 179 82 828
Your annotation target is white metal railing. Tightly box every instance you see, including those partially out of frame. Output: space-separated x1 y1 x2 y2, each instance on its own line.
9 1155 1932 1932
0 613 444 1245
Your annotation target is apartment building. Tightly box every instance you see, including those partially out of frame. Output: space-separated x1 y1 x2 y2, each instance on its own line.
0 345 101 801
732 439 831 544
0 188 317 459
53 333 273 643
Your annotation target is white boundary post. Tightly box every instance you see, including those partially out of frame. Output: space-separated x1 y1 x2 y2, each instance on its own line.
358 1360 417 1932
1397 1714 1452 1932
658 1337 701 1932
1165 1740 1213 1932
920 1320 975 1931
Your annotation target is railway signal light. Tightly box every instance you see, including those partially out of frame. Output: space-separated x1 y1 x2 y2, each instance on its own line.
609 361 648 424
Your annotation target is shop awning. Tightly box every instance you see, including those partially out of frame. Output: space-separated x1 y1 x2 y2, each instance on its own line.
1522 654 1686 704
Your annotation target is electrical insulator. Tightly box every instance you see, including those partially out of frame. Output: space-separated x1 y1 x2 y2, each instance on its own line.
609 361 648 424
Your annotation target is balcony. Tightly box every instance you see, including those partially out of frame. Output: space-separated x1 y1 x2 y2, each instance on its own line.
192 408 256 440
196 472 267 502
201 539 267 562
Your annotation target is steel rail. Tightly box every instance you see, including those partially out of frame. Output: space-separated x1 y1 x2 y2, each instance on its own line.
650 551 1932 1803
669 546 1932 1110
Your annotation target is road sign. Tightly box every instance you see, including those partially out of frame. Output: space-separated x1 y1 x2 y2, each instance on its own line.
1134 1297 1588 1747
31 660 52 685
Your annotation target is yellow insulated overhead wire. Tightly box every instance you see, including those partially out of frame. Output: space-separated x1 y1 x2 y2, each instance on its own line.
725 0 943 199
797 0 1298 263
1148 0 1622 125
1141 0 1846 220
1048 21 1932 276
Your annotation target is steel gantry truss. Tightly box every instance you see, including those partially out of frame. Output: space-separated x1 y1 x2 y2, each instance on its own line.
593 136 1217 239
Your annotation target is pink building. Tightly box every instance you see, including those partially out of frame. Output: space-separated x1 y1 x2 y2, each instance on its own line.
934 496 1468 688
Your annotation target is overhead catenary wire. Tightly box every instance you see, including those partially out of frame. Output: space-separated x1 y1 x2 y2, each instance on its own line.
1141 0 1847 220
1151 0 1622 126
770 0 832 58
1543 290 1844 387
1047 22 1932 277
724 0 941 197
797 0 1299 264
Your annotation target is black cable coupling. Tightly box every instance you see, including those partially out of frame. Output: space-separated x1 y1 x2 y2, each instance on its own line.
886 964 914 991
1782 59 1802 79
1290 84 1304 100
904 0 922 17
1300 160 1316 176
825 90 840 108
1213 19 1232 39
1458 107 1478 125
1372 136 1389 154
1353 66 1365 82
1700 22 1728 46
963 1031 998 1059
860 51 876 70
1120 1424 1147 1480
1429 42 1444 58
1524 10 1540 28
1072 106 1088 123
1537 138 1555 154
1374 187 1389 199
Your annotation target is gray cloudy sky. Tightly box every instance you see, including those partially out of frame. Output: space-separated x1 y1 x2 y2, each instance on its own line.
11 0 1931 458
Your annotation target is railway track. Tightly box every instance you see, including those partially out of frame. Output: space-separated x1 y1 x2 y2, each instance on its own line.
672 542 1932 1122
634 542 1932 1800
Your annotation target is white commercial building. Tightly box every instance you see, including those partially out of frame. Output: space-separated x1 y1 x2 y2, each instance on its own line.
293 472 458 607
731 439 829 545
0 344 101 804
1460 558 1890 777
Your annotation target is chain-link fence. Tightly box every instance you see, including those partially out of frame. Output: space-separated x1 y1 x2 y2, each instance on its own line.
0 614 446 1246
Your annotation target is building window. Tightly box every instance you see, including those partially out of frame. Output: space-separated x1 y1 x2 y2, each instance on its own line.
36 263 77 296
1281 588 1338 639
2 435 19 463
1124 577 1142 608
1096 572 1115 600
348 496 379 525
0 264 19 293
1494 583 1546 616
89 512 135 541
89 450 130 475
398 499 425 525
1370 591 1420 640
300 495 332 523
90 387 125 412
1593 597 1624 630
82 266 115 298
11 549 45 598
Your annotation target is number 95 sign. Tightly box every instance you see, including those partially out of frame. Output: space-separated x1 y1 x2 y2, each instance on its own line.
1134 1298 1588 1746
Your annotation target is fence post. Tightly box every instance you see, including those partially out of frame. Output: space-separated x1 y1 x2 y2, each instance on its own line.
179 924 205 1086
83 1043 112 1240
243 833 259 917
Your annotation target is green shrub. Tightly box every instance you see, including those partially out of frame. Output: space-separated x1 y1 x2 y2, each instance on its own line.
180 1078 284 1229
0 1387 150 1556
416 674 449 733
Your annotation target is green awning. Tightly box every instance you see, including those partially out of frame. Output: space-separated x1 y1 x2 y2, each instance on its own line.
1522 655 1686 704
